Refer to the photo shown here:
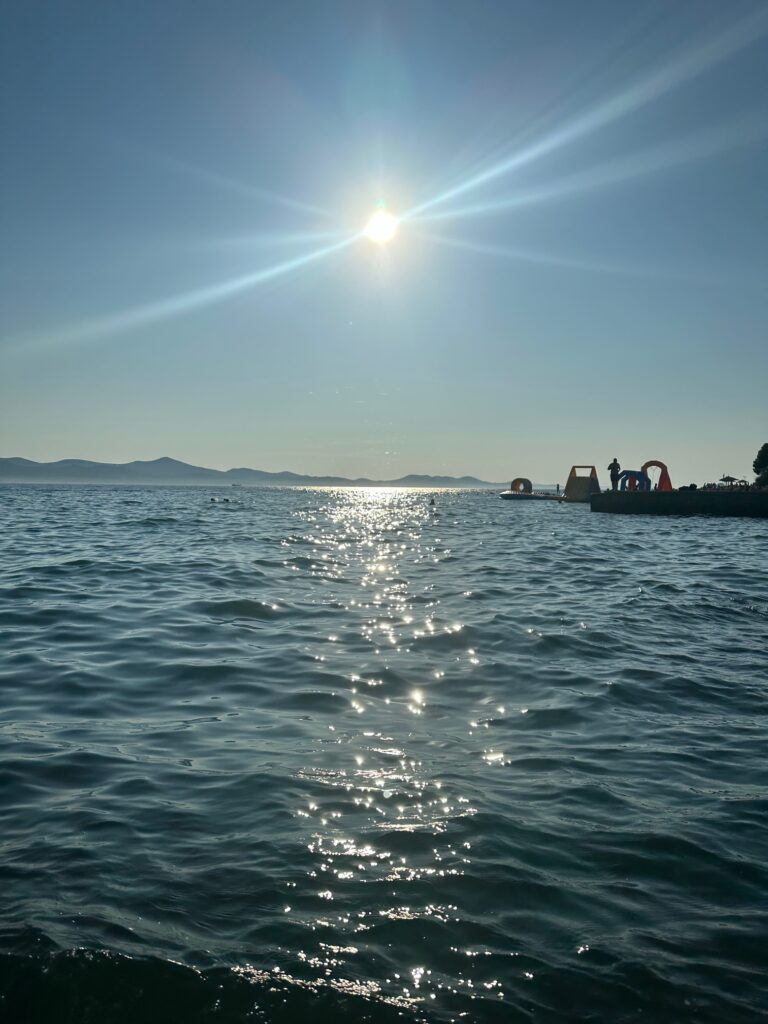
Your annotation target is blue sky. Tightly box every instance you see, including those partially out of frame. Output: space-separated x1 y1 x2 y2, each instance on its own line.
1 0 766 483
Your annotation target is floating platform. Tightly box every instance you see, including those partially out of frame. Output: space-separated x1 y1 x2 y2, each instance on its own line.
499 491 561 501
591 490 768 518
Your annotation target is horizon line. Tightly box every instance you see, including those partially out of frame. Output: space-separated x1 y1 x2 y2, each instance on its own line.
0 454 520 486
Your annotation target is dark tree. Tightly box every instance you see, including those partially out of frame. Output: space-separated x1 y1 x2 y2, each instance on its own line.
754 443 768 487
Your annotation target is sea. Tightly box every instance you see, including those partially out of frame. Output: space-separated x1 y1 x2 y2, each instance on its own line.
1 485 766 1024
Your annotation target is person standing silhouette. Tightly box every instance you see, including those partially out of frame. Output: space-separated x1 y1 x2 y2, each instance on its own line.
607 458 621 491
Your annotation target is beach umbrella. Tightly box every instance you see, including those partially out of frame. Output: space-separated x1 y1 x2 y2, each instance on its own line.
720 475 736 483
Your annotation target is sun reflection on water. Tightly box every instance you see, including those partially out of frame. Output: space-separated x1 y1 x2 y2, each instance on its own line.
270 487 525 1016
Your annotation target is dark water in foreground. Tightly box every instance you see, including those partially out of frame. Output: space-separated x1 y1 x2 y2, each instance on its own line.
1 485 767 1023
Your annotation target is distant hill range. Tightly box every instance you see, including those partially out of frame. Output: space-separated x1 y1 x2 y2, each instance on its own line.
0 457 506 489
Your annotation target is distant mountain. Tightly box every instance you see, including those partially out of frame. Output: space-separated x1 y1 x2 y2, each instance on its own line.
0 457 505 488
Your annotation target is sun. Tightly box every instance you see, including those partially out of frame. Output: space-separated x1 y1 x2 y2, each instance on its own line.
364 209 399 245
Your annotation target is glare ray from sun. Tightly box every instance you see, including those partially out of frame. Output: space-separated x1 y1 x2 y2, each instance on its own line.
206 229 347 249
404 7 768 221
411 114 768 226
18 236 356 353
419 230 668 280
129 144 336 220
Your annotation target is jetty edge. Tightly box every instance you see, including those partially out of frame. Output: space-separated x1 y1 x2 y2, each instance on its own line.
501 449 768 517
591 490 768 518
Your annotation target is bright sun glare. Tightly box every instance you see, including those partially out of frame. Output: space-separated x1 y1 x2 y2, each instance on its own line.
364 209 399 244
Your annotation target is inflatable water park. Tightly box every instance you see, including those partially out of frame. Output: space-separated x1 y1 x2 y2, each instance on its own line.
500 457 768 518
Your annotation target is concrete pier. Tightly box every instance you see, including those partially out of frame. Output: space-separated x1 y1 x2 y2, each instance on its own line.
591 490 768 518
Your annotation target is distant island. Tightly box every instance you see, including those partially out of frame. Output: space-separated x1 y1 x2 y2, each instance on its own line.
0 456 509 489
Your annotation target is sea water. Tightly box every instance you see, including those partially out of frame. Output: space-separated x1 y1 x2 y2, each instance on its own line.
0 485 766 1023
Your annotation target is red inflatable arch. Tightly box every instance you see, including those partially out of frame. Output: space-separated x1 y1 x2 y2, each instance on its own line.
641 460 673 492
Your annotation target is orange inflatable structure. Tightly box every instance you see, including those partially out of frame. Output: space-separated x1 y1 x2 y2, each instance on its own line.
641 460 673 492
509 477 533 494
564 465 601 502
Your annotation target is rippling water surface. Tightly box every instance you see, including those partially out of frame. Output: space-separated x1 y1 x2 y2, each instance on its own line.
1 485 766 1023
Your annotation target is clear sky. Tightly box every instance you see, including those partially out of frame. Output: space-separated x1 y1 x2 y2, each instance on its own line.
1 0 766 484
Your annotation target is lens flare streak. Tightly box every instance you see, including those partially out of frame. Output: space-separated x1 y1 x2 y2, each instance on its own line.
418 229 665 280
21 235 357 352
404 8 768 220
135 145 335 220
411 114 768 226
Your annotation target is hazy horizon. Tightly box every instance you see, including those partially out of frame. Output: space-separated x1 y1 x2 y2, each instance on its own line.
0 451 753 487
0 452 510 483
2 1 767 484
